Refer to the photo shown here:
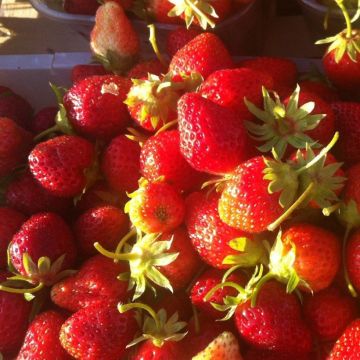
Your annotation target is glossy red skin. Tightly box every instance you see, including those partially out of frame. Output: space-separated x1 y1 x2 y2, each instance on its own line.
282 223 341 292
64 0 99 15
127 59 166 79
5 171 72 216
74 205 129 256
63 75 131 140
236 281 312 354
131 340 184 360
60 304 138 360
17 311 71 360
29 135 95 198
0 86 33 130
51 255 130 312
244 348 312 360
101 135 141 194
9 212 77 280
346 229 360 292
190 268 246 319
0 272 32 355
0 117 32 178
0 207 25 269
328 319 360 359
140 130 204 193
303 286 358 342
188 0 232 26
323 50 360 93
31 106 57 134
169 33 234 80
166 27 201 58
185 192 252 269
71 64 108 84
331 102 360 164
298 80 339 103
218 156 283 233
178 92 254 174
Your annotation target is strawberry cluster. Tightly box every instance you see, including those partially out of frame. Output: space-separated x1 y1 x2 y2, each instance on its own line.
2 0 360 358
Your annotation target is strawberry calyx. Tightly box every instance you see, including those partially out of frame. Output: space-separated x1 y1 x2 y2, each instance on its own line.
125 127 150 146
118 302 187 348
95 231 179 300
245 85 325 159
93 50 138 74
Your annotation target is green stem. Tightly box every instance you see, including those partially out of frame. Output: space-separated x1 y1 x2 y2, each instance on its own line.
94 242 139 261
343 225 358 297
114 228 137 262
33 124 59 142
155 119 178 135
250 272 275 307
335 0 352 38
267 182 315 232
222 265 244 283
148 24 168 67
204 281 245 302
191 304 200 334
0 282 44 294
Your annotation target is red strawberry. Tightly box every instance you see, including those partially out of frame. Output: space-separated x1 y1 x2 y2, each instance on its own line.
166 27 201 58
299 79 339 103
0 117 32 178
17 310 71 360
5 171 72 216
0 86 33 130
178 92 253 174
63 75 131 140
51 255 130 312
60 304 138 360
29 135 95 198
64 0 99 15
74 205 129 257
0 272 32 356
104 0 133 10
31 106 57 134
71 64 108 84
140 130 205 193
303 286 358 342
90 2 140 73
346 229 360 292
131 340 185 360
244 348 311 360
0 207 25 269
101 135 141 194
127 59 166 79
185 192 264 269
148 0 181 24
169 33 234 79
328 319 360 359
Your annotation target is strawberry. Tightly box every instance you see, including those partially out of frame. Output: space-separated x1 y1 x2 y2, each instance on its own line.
5 171 72 216
90 2 140 73
0 117 32 178
127 59 166 79
299 79 339 103
63 0 99 15
303 286 358 342
60 303 138 360
328 319 360 359
331 102 360 164
125 178 185 234
178 92 253 174
0 271 32 356
244 348 311 360
101 135 141 194
0 207 25 269
169 33 234 79
148 0 181 24
51 255 130 312
0 86 33 130
104 0 133 10
29 135 95 198
192 331 243 360
345 229 360 292
17 310 71 360
185 192 265 269
71 64 108 84
31 106 57 134
63 75 131 140
74 205 129 257
166 27 201 58
140 130 205 193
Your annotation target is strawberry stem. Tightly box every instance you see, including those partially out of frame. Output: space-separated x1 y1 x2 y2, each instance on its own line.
114 228 137 262
33 124 59 142
155 120 178 135
94 242 140 261
343 225 358 297
148 24 168 67
191 304 200 334
0 282 44 295
250 272 275 307
204 281 245 302
335 0 352 38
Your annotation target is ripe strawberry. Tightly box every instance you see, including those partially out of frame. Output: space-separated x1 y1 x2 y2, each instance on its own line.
8 212 77 285
331 102 360 164
104 0 133 10
63 75 131 140
169 33 234 79
0 207 25 269
90 2 140 73
346 229 360 292
328 319 360 359
0 271 32 355
0 117 32 178
64 0 99 15
178 92 253 174
29 135 95 198
51 255 130 312
71 64 108 84
140 130 205 193
303 286 358 342
5 171 72 216
127 59 166 79
74 205 129 256
31 106 57 134
17 310 71 360
0 86 33 130
185 192 265 269
125 179 185 234
244 348 311 360
148 0 181 24
60 303 138 360
166 27 201 58
299 79 339 103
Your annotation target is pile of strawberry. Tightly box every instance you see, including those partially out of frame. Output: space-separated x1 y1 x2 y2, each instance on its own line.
2 0 360 359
